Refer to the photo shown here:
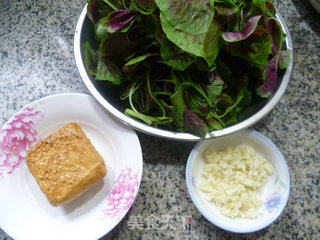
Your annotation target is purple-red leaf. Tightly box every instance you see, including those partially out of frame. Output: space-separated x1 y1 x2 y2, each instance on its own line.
265 1 276 16
266 17 283 55
209 72 216 82
135 0 155 11
183 107 208 137
100 34 139 58
222 15 261 42
87 0 103 23
256 57 278 98
104 10 137 33
242 6 249 22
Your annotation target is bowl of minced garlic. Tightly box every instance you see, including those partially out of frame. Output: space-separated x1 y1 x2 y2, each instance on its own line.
199 145 274 219
186 129 290 233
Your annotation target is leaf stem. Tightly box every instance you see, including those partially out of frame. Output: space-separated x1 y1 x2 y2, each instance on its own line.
127 82 173 125
209 111 225 127
122 0 128 10
103 0 118 11
128 82 152 124
153 91 171 96
146 72 166 118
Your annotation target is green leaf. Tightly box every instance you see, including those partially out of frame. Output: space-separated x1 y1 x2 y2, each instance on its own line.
160 13 221 66
124 53 151 66
122 53 151 74
219 75 251 118
216 93 233 113
85 42 97 75
95 52 122 85
170 74 214 129
195 59 216 72
278 50 290 69
203 19 222 66
216 58 234 88
222 108 237 125
180 76 212 107
222 84 251 125
95 18 111 41
218 93 243 118
152 14 163 43
170 83 185 129
160 13 202 57
188 90 208 117
249 0 275 18
207 117 223 130
156 0 215 35
237 86 252 109
160 36 196 71
207 77 224 105
144 15 163 42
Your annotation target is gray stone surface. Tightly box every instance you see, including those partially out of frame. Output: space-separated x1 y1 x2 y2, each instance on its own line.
0 0 319 239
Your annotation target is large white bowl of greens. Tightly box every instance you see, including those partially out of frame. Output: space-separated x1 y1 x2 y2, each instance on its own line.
74 0 293 140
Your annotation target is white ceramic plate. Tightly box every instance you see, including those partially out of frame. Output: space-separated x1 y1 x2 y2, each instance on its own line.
0 93 143 240
186 129 290 233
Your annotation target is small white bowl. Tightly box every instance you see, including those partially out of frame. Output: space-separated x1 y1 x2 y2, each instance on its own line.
186 129 290 233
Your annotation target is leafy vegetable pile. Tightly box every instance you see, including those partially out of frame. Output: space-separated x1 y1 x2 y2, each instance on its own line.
85 0 290 137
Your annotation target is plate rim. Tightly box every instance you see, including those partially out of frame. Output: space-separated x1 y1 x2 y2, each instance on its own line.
0 92 143 240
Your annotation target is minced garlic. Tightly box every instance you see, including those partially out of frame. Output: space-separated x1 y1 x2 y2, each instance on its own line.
199 145 274 219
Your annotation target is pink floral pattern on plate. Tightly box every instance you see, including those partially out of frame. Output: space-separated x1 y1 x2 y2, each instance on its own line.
101 167 141 220
0 106 43 179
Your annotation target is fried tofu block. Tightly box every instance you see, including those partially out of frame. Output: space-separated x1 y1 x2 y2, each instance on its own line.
26 122 107 206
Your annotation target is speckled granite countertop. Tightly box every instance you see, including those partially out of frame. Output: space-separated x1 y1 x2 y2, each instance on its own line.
0 0 319 239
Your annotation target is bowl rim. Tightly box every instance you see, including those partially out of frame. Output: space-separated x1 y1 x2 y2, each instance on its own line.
185 129 291 233
74 5 294 141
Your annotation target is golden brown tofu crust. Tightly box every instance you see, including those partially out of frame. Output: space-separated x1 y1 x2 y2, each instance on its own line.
26 122 107 206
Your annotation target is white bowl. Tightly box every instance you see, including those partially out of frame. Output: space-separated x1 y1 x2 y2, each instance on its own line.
186 129 290 233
